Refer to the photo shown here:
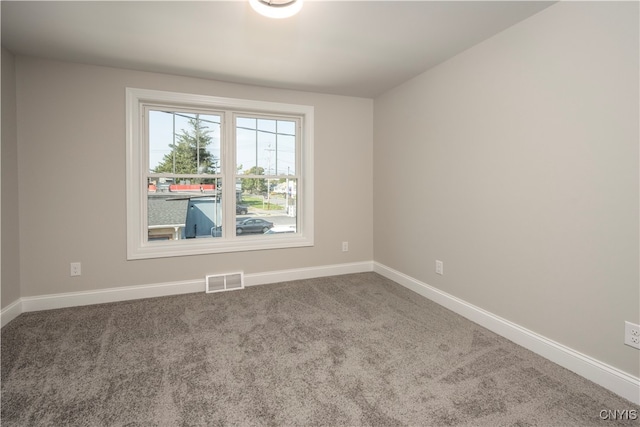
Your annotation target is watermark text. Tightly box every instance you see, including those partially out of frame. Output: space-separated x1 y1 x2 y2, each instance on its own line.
599 409 638 421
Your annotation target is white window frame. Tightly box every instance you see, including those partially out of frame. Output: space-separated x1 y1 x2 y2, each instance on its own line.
126 88 314 260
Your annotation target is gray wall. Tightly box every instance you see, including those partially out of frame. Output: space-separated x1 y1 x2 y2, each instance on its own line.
13 57 373 298
1 47 20 308
373 1 639 377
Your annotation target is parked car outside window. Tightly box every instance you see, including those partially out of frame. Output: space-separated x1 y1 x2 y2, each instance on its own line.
235 218 274 235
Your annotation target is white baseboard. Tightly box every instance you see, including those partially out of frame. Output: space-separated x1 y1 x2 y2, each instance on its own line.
1 299 22 328
1 261 374 327
373 261 640 406
244 261 374 286
20 279 206 314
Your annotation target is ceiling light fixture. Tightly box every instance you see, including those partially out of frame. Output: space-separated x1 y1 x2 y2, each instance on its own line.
249 0 303 19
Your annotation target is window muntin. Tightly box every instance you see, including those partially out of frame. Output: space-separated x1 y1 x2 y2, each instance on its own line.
126 88 314 259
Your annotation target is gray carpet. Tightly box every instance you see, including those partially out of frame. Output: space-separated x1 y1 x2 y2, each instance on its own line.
1 272 638 426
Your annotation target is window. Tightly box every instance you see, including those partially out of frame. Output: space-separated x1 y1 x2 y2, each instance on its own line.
126 88 314 259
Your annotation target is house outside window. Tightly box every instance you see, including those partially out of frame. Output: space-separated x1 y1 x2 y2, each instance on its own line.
126 88 314 260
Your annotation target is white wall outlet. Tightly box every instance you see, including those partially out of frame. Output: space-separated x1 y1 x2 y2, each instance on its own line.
70 262 81 277
624 321 640 349
435 260 444 275
342 241 349 252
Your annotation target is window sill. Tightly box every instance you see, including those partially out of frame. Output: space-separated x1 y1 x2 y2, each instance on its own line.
127 234 314 260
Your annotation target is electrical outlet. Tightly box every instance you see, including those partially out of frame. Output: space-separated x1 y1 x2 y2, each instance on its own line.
70 262 81 277
342 241 349 252
435 260 444 275
624 321 640 349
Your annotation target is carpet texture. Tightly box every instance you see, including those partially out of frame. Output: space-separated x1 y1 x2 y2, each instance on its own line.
1 272 638 426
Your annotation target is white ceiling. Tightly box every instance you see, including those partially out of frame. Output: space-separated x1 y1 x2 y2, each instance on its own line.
1 1 554 98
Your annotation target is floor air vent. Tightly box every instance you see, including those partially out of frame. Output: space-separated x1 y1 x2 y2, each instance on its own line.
205 272 244 293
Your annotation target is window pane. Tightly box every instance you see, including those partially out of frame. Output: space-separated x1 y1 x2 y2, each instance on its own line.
149 111 221 174
277 133 296 175
236 178 297 236
236 117 296 176
236 126 256 175
236 117 257 174
257 127 276 175
148 177 222 241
